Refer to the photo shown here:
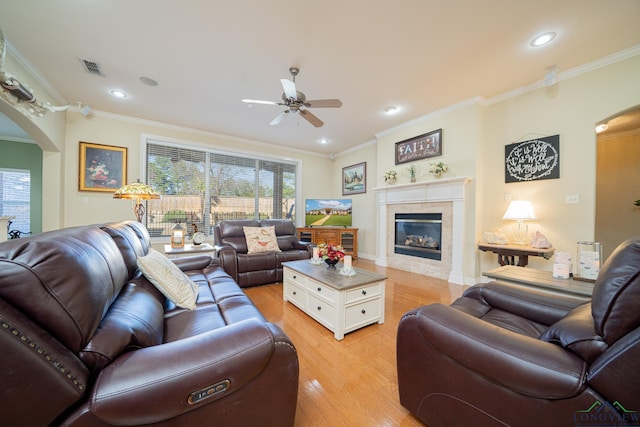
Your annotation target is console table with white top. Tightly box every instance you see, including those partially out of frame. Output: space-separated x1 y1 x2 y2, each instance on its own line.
483 265 593 300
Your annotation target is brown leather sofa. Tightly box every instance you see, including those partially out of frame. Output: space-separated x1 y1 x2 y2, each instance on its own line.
214 219 313 287
0 221 299 427
397 236 640 427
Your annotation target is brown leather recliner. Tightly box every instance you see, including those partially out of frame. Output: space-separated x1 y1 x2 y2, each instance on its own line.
214 219 313 287
397 236 640 427
0 221 299 426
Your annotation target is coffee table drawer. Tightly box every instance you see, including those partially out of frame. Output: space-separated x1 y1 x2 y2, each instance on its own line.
307 293 336 329
345 282 382 304
284 281 306 309
307 280 337 303
284 268 307 288
345 298 381 331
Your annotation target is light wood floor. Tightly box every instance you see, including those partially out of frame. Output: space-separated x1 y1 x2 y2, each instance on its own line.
244 259 469 427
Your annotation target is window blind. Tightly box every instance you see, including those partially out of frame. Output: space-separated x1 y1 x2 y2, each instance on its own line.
146 141 297 237
0 168 31 237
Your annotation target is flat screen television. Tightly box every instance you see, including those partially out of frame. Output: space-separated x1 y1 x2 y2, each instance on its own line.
305 199 352 227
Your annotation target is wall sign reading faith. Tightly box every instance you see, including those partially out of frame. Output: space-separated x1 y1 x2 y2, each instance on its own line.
395 129 442 165
505 135 559 183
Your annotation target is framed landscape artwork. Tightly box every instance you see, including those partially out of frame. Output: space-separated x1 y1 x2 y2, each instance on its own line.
342 162 366 195
78 141 127 192
395 129 442 165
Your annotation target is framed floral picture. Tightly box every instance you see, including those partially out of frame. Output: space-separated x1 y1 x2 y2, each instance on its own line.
342 162 366 195
78 142 127 192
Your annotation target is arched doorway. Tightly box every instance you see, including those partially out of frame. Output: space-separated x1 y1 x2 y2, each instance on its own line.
595 105 640 260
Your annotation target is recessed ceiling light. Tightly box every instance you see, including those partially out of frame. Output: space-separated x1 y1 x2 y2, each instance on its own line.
530 32 557 47
384 106 399 115
319 138 329 144
110 89 127 98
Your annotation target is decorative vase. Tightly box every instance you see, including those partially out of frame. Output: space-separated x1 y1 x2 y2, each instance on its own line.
386 178 397 185
433 171 442 179
410 176 416 183
325 258 339 269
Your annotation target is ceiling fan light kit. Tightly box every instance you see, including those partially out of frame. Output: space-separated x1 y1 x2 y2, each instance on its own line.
243 66 342 128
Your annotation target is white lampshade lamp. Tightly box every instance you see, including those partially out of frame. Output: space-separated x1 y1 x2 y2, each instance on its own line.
502 200 536 245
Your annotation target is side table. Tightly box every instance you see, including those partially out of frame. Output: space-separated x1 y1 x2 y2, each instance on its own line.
478 243 554 267
483 265 593 300
163 243 216 258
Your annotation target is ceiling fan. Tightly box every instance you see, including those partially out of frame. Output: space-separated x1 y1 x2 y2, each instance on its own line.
242 67 342 128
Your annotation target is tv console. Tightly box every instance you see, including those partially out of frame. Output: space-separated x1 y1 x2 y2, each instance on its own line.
296 227 358 259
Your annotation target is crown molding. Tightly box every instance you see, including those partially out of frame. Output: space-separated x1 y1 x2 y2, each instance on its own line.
84 108 327 159
5 37 67 105
374 97 483 139
485 44 640 106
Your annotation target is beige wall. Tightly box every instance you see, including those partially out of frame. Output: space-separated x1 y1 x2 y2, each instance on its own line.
479 55 640 276
63 111 332 227
332 141 378 259
367 55 640 282
374 102 482 282
5 48 640 283
0 48 66 231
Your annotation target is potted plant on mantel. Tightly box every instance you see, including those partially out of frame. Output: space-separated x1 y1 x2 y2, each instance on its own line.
428 161 448 178
384 170 398 185
408 165 417 183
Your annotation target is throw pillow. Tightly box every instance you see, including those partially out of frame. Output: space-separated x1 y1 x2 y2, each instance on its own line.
136 248 198 309
244 226 281 254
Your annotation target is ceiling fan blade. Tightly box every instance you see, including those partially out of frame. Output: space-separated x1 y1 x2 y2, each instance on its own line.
305 99 342 108
242 98 279 105
281 79 297 100
299 109 324 127
270 110 289 125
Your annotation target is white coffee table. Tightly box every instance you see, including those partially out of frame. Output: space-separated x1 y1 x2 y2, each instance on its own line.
282 260 387 340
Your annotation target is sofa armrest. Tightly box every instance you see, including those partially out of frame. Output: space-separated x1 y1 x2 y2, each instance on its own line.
91 318 275 425
215 245 239 281
172 254 217 271
292 240 313 254
401 303 588 399
459 281 587 325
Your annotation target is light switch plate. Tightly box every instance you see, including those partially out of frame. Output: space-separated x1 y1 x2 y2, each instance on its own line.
565 194 580 204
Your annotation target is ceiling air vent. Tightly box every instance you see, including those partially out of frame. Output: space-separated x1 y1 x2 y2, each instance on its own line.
78 58 105 77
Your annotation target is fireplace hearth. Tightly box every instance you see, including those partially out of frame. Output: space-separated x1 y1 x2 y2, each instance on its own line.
375 177 470 284
395 213 442 260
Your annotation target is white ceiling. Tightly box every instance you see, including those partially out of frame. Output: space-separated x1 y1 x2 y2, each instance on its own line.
1 0 639 154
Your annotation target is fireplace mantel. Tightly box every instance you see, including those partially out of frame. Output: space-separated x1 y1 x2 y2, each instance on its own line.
375 177 471 284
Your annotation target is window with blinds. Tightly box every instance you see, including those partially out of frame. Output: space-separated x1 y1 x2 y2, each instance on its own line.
0 168 31 237
145 141 297 237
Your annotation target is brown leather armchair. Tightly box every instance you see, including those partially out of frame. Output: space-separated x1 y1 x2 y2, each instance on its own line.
214 219 313 287
397 236 640 427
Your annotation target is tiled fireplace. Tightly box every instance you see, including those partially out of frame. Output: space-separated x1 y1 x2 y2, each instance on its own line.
375 177 470 284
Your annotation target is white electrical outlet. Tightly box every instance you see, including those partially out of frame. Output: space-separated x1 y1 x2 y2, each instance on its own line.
504 193 512 202
565 194 580 204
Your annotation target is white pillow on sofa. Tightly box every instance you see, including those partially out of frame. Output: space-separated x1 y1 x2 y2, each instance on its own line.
243 226 281 254
136 248 198 310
